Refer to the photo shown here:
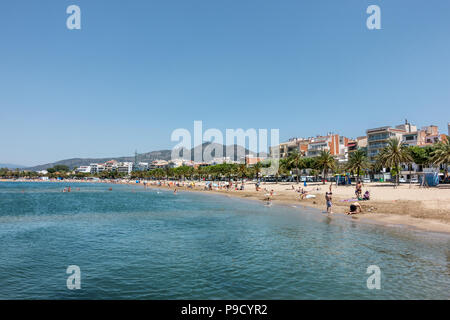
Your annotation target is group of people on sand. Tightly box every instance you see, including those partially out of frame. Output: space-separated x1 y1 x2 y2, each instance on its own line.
355 181 370 201
325 181 370 215
201 181 245 191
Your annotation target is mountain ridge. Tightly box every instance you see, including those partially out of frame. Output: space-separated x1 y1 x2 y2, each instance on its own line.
25 143 263 171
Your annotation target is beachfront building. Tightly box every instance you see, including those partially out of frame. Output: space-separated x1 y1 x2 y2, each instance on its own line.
276 134 350 162
356 136 368 149
245 155 266 166
402 125 445 147
76 166 92 174
90 163 105 174
347 136 368 157
306 134 349 159
149 160 170 170
135 162 149 171
116 162 133 174
278 138 309 158
193 162 211 169
104 160 118 171
170 159 197 168
366 124 411 162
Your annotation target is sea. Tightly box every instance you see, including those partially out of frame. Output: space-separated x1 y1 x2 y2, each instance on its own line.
0 181 448 299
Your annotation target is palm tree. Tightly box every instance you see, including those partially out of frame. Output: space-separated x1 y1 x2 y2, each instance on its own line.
287 150 303 184
164 167 173 180
376 137 412 186
252 162 262 181
346 149 370 182
196 166 205 181
316 150 335 184
430 135 450 179
236 164 248 183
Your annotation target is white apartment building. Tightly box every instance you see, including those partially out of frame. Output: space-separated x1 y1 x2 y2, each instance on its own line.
90 163 105 174
139 162 149 170
116 162 133 174
76 166 92 173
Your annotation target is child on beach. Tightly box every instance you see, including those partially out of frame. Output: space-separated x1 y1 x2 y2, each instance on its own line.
363 191 370 201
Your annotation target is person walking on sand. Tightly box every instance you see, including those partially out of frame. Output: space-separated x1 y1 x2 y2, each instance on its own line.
325 183 333 214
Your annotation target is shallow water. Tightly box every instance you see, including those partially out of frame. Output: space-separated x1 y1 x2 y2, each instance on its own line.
0 181 449 299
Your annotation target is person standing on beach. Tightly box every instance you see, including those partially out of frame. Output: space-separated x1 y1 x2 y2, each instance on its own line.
325 183 333 214
355 180 362 198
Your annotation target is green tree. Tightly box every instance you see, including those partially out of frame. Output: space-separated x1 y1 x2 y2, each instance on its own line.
346 149 369 181
376 137 412 186
251 162 262 180
53 165 70 172
408 145 431 168
235 164 248 183
316 150 336 184
430 135 450 178
287 150 303 184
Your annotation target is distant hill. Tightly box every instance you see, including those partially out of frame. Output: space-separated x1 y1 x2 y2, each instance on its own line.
25 149 172 172
0 163 26 169
25 143 265 171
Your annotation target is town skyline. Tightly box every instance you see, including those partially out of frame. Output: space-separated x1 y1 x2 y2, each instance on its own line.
7 120 449 170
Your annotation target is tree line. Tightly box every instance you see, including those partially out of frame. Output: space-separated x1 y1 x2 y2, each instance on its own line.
1 136 448 185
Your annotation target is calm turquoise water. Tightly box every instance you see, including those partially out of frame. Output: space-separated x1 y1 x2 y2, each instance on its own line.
0 181 448 299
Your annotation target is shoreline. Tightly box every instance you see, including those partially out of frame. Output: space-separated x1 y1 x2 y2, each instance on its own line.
2 178 450 234
145 182 450 235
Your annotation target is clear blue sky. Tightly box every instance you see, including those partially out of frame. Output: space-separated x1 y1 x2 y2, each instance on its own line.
1 0 449 166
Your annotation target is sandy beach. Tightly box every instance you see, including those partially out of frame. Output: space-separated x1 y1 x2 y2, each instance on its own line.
143 180 450 234
2 179 450 233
